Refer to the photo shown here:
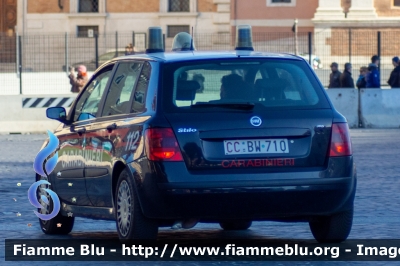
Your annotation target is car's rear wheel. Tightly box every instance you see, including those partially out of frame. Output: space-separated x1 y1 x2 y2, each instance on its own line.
36 175 74 234
115 169 158 240
309 208 353 243
219 220 252 230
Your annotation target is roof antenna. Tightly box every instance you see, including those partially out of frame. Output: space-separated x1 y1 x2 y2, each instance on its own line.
190 26 194 51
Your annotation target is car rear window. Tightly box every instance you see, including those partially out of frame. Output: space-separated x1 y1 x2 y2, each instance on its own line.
162 58 330 112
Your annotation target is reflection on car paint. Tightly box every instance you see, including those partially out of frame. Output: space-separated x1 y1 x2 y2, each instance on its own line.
103 141 113 152
61 148 104 168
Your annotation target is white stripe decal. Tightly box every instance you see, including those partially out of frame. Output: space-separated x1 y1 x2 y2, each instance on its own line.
49 98 63 107
22 97 75 108
36 97 50 108
23 98 37 108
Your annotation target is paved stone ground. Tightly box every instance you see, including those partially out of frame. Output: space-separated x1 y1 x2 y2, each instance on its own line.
1 129 400 265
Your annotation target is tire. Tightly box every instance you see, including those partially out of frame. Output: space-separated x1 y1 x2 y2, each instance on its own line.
309 208 353 243
36 175 74 235
115 169 158 240
40 212 75 235
219 220 252 231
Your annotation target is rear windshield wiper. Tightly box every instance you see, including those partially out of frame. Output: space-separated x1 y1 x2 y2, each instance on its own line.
191 102 255 110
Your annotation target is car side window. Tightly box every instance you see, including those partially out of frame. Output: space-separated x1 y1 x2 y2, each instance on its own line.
131 61 151 113
73 66 113 122
101 61 143 117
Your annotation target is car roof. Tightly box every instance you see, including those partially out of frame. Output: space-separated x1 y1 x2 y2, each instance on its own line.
110 51 304 63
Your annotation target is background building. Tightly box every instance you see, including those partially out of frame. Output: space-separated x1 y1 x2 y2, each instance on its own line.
2 0 400 93
0 0 397 36
15 0 230 36
0 0 17 35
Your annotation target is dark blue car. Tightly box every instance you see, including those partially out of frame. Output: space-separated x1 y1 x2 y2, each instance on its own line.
37 26 356 243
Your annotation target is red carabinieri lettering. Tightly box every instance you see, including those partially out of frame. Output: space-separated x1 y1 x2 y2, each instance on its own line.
221 159 295 168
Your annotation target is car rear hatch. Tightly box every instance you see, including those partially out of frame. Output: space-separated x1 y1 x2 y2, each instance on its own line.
164 107 333 171
159 57 334 174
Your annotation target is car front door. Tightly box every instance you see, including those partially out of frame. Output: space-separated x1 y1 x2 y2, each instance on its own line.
53 64 115 206
84 60 152 207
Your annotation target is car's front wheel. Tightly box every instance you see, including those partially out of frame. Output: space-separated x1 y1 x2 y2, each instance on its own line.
219 220 252 231
309 208 353 243
115 169 158 240
36 175 74 234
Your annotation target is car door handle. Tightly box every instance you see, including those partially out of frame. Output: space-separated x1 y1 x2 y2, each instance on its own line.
106 123 117 132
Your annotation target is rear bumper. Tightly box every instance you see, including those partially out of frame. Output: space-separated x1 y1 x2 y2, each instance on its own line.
128 157 356 221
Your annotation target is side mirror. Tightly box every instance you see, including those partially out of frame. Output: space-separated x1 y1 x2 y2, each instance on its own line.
46 107 69 124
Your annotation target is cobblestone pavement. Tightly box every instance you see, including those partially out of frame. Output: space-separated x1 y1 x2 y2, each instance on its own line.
1 129 400 265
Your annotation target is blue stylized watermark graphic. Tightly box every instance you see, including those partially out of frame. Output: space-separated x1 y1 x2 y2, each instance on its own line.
28 130 61 220
28 180 60 220
33 130 59 176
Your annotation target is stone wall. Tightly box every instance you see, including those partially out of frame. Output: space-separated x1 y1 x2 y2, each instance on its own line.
374 0 400 17
28 0 70 13
106 0 159 12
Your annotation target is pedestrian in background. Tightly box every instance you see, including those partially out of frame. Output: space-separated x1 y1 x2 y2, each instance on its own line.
387 56 400 88
366 55 380 88
125 43 135 55
340 63 355 88
356 66 368 89
328 62 341 88
69 65 88 93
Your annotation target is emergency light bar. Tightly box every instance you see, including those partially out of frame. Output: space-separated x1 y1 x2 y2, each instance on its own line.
172 32 195 51
146 27 164 53
235 25 254 51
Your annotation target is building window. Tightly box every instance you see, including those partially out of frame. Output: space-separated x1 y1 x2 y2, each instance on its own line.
79 0 99 12
169 0 190 12
394 0 400 7
167 25 190 38
267 0 296 6
77 26 99 37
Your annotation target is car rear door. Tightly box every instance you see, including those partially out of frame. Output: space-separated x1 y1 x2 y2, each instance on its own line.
84 60 152 207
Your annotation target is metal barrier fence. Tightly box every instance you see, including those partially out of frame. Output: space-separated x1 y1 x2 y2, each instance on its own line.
0 29 398 95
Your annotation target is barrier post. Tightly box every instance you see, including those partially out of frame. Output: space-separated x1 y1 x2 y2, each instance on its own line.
348 29 352 63
132 31 135 50
95 34 99 69
308 32 312 65
18 35 22 94
144 32 147 50
294 19 298 55
163 33 166 51
15 32 19 76
377 31 381 73
65 32 69 76
115 31 118 57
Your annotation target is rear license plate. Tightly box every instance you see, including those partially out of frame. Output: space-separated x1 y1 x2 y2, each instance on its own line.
224 139 289 155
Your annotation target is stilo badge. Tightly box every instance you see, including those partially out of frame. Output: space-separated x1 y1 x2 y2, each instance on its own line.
250 116 262 127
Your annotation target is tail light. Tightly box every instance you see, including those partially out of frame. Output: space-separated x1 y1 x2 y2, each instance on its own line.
145 128 183 161
329 123 352 157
